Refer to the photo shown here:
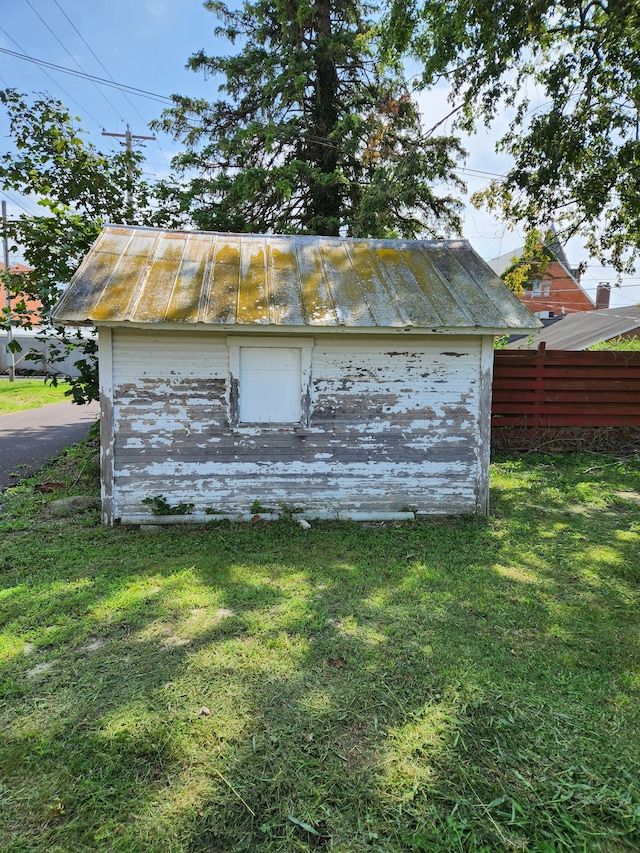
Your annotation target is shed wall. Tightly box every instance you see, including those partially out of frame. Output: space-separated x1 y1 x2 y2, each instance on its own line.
106 329 486 521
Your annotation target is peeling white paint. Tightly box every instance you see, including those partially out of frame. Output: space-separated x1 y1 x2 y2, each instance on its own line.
108 329 490 521
123 438 145 448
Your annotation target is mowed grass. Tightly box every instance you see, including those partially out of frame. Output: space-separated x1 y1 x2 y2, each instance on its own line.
0 441 639 852
0 377 68 415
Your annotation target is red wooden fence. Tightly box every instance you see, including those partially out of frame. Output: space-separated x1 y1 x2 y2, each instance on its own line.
492 345 640 428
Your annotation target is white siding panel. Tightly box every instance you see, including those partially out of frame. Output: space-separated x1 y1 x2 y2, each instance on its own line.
108 329 486 521
112 328 229 383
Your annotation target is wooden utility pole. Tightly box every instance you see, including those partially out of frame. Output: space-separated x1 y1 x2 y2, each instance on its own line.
2 200 15 382
102 124 155 219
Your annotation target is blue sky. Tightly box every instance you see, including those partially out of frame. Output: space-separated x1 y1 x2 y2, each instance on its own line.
1 0 639 309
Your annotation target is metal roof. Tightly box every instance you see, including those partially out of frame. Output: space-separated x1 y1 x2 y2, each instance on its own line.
507 306 640 350
52 225 539 332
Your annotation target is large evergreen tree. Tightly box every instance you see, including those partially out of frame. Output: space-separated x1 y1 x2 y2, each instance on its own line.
154 0 465 238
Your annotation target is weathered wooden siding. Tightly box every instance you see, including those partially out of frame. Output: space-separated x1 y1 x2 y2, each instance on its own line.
108 329 487 521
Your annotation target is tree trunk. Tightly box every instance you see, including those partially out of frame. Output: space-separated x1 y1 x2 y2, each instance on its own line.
309 0 341 235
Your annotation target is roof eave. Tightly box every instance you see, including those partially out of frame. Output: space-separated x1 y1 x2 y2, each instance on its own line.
52 317 541 335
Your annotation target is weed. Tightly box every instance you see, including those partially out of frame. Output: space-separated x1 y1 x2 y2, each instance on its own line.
250 498 271 514
141 494 194 515
278 502 303 520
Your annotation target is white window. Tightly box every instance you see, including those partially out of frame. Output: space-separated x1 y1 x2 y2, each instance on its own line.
527 278 550 298
239 347 301 423
228 337 313 426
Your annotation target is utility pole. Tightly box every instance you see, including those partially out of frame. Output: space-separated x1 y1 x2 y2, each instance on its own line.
102 124 155 220
2 200 15 382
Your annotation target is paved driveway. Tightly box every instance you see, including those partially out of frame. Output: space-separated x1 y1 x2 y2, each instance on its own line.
0 400 100 491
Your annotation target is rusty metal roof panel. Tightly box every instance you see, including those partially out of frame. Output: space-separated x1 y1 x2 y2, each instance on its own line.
165 231 211 323
52 225 539 332
268 240 308 326
391 242 472 327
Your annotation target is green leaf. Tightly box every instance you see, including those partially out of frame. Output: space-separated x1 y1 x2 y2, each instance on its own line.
288 815 320 836
386 0 640 270
0 87 163 404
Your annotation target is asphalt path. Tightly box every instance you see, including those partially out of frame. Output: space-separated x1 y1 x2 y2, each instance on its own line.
0 399 100 491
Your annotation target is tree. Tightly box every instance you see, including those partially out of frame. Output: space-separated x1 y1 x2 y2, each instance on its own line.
153 0 465 239
500 228 558 296
589 335 640 352
0 89 163 402
384 0 640 271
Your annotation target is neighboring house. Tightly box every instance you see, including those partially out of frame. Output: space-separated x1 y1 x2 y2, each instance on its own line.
488 235 606 319
52 225 537 525
507 305 640 350
0 261 42 327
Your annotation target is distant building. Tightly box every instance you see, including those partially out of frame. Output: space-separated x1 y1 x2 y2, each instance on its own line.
0 262 42 327
507 306 640 350
488 234 609 321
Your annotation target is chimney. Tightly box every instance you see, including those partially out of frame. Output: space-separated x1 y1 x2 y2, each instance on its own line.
595 283 611 309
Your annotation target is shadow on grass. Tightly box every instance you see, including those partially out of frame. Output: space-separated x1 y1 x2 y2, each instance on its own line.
1 459 639 852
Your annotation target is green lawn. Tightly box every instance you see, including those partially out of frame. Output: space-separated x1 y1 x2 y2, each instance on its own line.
0 377 68 415
1 441 639 852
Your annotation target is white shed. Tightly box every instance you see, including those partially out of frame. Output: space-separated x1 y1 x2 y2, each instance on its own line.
52 225 538 524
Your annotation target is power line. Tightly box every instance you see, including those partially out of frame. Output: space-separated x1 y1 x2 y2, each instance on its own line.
23 0 124 123
458 166 506 180
6 5 171 167
519 284 640 295
0 188 38 216
47 1 171 170
0 29 102 127
0 46 174 104
53 0 152 132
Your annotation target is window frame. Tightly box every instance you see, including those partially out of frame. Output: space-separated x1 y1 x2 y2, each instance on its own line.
527 277 551 298
227 336 314 428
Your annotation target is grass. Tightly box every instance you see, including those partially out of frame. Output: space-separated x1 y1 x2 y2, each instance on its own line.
0 377 68 415
0 439 639 852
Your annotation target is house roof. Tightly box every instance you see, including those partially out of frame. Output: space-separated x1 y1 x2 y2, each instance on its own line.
52 225 539 333
507 305 640 350
545 233 571 272
488 231 577 280
0 262 32 273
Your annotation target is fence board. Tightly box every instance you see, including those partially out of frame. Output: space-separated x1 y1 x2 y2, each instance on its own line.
492 347 640 428
493 415 640 428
